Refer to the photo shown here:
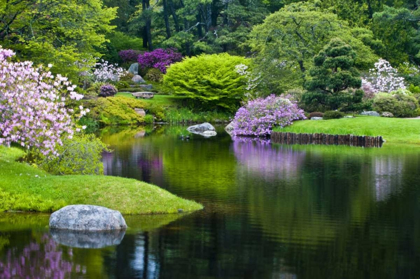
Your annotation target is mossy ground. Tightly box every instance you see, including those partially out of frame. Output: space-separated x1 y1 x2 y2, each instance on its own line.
0 146 203 214
275 116 420 144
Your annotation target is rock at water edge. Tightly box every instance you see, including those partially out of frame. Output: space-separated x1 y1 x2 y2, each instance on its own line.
49 205 127 231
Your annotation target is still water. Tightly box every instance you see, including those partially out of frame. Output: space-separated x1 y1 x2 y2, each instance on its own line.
1 125 420 278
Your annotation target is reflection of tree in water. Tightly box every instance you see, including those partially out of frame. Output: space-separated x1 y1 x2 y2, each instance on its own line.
373 156 404 201
232 138 306 180
0 234 85 278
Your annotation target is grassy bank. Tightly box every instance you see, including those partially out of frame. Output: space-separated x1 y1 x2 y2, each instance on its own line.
0 146 203 214
275 116 420 144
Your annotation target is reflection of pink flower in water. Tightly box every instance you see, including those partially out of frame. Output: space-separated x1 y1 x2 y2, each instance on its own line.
0 234 85 278
233 138 306 179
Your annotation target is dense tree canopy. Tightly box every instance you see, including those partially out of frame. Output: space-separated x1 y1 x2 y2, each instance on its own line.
0 0 117 80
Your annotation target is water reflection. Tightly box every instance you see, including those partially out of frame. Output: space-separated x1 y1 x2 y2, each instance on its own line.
50 229 126 249
2 127 420 278
0 234 86 278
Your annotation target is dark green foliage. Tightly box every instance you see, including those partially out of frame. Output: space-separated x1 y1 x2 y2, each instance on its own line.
163 54 249 112
300 89 368 112
309 112 324 118
306 38 362 94
373 93 420 117
146 68 163 82
323 111 345 120
115 81 131 90
41 134 108 175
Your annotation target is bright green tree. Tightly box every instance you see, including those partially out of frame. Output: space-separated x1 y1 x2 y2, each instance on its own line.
247 2 377 93
0 0 117 81
163 53 250 111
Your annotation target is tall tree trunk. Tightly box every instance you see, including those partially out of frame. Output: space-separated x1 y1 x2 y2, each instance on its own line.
168 0 180 32
210 0 220 28
142 0 148 48
163 0 172 39
196 13 203 38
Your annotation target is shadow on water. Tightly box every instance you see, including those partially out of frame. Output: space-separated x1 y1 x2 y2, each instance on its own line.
2 125 420 278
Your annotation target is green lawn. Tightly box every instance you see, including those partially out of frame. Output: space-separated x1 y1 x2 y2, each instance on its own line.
275 116 420 144
0 146 203 214
115 93 186 106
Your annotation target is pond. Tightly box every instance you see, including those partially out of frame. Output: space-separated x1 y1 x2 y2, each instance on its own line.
1 125 420 278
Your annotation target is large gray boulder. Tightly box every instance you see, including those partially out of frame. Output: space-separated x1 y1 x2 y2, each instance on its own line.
187 123 217 137
50 229 125 249
128 63 139 75
311 117 323 120
49 205 127 231
132 74 146 84
360 111 380 117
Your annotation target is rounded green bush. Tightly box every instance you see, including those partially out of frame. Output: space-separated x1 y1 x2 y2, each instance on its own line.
373 93 419 117
163 53 250 112
323 110 345 120
146 68 163 82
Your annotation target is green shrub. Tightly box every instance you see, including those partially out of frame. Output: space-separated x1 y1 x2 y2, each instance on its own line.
300 90 368 112
144 115 154 124
120 72 135 82
309 112 324 118
40 134 108 175
373 93 419 117
115 81 130 90
146 68 163 82
323 110 345 120
84 96 147 126
163 53 250 112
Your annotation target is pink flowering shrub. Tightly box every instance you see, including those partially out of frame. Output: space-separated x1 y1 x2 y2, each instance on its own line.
364 59 406 94
231 95 306 137
0 47 87 157
92 60 126 83
138 48 183 73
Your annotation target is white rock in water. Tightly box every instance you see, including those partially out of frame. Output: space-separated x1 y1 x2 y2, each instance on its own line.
49 205 127 231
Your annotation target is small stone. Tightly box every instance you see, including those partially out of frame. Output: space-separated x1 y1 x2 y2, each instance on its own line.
132 75 146 84
225 122 234 136
344 115 354 118
187 123 217 137
178 209 184 213
139 84 153 90
311 117 323 120
360 111 380 117
381 112 394 118
134 108 146 117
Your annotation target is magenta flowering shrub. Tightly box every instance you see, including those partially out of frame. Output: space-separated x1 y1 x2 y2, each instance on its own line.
99 84 118 97
118 49 141 63
137 48 182 73
231 95 305 137
0 47 87 156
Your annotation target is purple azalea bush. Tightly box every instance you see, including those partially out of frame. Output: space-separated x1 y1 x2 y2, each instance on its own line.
118 49 141 63
231 94 305 137
137 48 182 73
99 84 118 97
0 47 88 156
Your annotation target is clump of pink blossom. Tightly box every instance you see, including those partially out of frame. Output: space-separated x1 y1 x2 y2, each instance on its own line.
231 94 306 137
363 59 406 95
0 46 87 157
